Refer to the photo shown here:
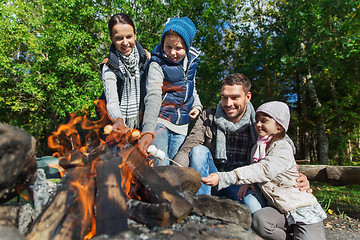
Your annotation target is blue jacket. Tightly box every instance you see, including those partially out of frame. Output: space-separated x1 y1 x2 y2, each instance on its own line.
150 43 201 125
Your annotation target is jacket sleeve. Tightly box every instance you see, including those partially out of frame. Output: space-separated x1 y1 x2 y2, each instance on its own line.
232 140 295 184
102 64 123 122
141 62 164 133
173 109 208 167
191 73 203 111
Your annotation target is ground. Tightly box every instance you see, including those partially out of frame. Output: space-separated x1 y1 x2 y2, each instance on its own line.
324 214 360 240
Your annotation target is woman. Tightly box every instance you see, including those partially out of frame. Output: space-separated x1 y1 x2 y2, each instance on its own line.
98 13 150 131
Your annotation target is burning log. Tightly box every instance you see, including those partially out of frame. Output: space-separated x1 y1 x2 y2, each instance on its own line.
26 166 93 240
122 147 193 223
94 148 128 236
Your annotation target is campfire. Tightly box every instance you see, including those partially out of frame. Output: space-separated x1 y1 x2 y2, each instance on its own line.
0 102 255 239
26 110 193 239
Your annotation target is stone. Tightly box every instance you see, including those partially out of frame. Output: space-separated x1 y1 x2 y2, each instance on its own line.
0 123 37 203
183 191 252 230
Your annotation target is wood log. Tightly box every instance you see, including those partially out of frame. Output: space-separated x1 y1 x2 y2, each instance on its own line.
51 174 96 240
0 123 37 203
94 148 128 236
26 167 91 240
121 147 193 223
299 165 360 186
127 199 175 228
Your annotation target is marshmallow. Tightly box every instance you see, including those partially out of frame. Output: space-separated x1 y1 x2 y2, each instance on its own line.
147 145 166 160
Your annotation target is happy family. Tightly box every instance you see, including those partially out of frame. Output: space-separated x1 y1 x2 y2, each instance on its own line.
97 13 327 240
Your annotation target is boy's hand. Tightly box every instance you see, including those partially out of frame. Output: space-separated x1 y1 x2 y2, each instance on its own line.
201 173 219 187
237 184 255 200
138 133 153 154
189 108 200 120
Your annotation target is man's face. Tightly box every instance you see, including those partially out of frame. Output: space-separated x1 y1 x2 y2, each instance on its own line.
220 84 251 123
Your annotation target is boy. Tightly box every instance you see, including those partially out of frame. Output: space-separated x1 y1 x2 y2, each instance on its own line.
140 17 203 165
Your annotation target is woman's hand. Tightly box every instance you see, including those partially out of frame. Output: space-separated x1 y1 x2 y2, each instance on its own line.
237 184 255 200
201 173 219 187
189 108 200 120
112 118 126 132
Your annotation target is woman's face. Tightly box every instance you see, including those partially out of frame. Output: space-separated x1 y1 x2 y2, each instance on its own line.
110 23 136 56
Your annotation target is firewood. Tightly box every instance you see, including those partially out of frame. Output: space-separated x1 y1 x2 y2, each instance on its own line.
0 123 37 204
127 199 175 228
51 175 96 240
26 167 91 240
122 147 193 223
94 149 128 236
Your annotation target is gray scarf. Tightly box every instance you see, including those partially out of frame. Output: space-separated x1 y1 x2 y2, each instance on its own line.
115 46 141 128
214 101 257 159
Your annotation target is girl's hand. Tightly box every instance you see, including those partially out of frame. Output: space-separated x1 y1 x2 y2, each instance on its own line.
201 173 219 187
113 118 126 132
237 184 255 200
189 108 200 120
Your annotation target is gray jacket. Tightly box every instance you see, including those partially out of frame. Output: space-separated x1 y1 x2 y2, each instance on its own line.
218 138 318 213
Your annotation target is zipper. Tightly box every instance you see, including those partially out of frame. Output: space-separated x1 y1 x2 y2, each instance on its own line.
175 50 199 124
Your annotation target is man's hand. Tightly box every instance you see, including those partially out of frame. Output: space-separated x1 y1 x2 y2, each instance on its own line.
189 108 200 120
237 184 256 200
201 173 219 187
295 165 312 193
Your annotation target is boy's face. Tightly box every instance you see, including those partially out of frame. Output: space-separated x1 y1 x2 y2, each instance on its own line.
220 84 251 123
163 35 186 63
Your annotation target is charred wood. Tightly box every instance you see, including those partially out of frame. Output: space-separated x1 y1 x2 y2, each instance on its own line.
122 147 193 222
94 148 128 236
0 123 37 204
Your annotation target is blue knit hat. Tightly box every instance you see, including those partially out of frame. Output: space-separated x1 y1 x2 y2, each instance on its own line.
161 17 197 52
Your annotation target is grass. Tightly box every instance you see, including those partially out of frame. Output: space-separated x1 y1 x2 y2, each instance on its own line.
312 182 360 219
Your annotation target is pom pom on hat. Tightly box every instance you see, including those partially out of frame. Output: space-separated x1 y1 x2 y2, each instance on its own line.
161 17 196 52
256 101 290 132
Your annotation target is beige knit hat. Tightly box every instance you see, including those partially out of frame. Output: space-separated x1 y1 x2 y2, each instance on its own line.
256 101 290 132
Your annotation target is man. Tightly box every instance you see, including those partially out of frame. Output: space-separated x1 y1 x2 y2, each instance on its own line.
174 73 311 214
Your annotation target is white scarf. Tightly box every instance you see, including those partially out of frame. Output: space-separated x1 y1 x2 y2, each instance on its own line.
115 46 140 128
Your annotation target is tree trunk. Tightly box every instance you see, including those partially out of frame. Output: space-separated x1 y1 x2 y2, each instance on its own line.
300 42 329 164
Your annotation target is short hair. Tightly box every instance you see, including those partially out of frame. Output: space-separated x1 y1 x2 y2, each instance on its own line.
108 13 136 36
221 73 251 93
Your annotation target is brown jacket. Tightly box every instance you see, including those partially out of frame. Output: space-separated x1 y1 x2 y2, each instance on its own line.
173 108 217 167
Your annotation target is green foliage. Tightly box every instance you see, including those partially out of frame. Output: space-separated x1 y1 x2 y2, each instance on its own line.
312 182 360 218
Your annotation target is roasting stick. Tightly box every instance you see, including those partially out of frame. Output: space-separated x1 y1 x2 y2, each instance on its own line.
147 145 183 167
103 125 183 167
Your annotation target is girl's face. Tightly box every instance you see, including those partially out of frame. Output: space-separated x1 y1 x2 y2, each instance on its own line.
255 112 282 138
163 35 186 62
110 23 136 56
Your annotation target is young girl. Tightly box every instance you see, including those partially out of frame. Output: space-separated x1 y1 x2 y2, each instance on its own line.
139 17 203 164
202 101 326 240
